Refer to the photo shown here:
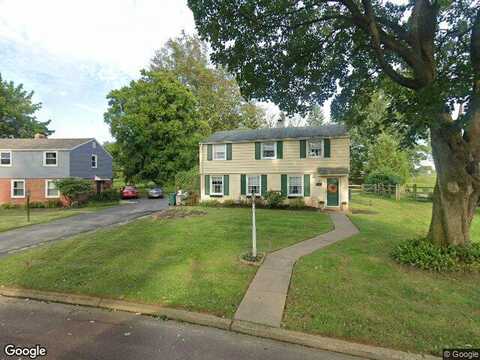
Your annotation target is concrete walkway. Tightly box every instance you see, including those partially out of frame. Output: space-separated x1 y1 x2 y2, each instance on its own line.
234 213 359 328
0 198 168 256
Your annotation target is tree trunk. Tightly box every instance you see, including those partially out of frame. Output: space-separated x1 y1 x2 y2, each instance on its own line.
428 119 480 247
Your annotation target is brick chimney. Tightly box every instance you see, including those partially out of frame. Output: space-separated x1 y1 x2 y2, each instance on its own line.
34 133 47 139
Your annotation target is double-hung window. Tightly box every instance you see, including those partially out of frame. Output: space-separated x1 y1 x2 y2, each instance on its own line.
0 151 12 166
247 175 261 196
213 144 226 160
288 175 303 197
308 140 323 158
45 180 60 198
210 176 224 195
261 142 276 159
43 151 58 166
11 179 25 198
91 154 98 168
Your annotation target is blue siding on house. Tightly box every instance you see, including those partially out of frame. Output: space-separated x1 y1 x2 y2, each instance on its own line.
0 150 70 179
69 140 113 179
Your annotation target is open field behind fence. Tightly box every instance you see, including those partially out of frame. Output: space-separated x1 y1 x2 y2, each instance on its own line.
349 184 435 202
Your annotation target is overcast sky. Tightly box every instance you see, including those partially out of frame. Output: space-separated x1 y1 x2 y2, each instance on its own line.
0 0 198 142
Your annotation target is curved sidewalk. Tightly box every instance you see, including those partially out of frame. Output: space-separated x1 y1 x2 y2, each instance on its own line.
234 213 359 328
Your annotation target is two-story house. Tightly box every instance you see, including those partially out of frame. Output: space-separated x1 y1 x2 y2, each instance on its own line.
199 124 350 210
0 135 113 205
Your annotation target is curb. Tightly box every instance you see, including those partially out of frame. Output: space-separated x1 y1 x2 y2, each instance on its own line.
0 286 439 360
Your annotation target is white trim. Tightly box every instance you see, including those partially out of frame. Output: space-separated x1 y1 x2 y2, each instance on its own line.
213 144 227 160
210 175 224 196
308 139 324 158
287 174 304 197
0 150 12 167
45 179 60 198
11 179 25 198
43 151 58 167
246 174 262 196
91 154 98 168
261 142 277 160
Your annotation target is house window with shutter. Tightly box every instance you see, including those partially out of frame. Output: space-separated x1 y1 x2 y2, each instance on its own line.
210 176 224 195
308 140 323 158
247 175 261 196
213 144 227 160
261 142 276 159
288 175 303 197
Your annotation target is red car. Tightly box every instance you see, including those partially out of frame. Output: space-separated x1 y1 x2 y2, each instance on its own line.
121 186 139 199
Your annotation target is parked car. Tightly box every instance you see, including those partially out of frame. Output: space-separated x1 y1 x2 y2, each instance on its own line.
148 187 164 199
121 186 139 199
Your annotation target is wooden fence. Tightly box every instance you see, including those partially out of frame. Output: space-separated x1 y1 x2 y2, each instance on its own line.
349 184 434 202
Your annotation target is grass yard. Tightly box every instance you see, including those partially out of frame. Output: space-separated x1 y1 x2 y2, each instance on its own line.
284 194 479 356
0 203 117 233
0 207 332 317
407 173 437 187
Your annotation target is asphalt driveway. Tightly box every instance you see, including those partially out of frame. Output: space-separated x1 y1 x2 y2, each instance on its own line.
0 198 168 255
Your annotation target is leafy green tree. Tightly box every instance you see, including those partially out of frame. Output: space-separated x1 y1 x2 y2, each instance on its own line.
306 105 325 127
150 32 266 132
104 70 204 185
365 133 411 185
188 0 480 247
0 74 53 138
55 178 92 205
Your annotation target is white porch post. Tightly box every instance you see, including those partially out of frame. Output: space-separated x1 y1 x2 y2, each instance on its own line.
252 197 257 257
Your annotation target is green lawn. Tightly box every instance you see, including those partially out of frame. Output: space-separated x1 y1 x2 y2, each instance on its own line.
0 203 117 233
284 194 479 356
407 173 436 187
0 207 332 317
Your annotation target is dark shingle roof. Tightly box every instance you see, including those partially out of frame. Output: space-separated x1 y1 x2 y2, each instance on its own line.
0 138 93 150
201 124 347 144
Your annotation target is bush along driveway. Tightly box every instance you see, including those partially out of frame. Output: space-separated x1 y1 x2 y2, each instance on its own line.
0 207 332 318
283 195 480 356
0 198 168 255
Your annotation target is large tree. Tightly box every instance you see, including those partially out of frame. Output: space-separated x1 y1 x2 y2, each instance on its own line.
104 70 204 185
150 32 266 132
188 0 480 247
0 74 53 138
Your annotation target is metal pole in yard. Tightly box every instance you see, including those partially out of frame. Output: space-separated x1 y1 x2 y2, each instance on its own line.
26 190 31 222
252 197 257 258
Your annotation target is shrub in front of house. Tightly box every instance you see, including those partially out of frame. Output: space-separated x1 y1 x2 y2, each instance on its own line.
288 198 307 209
200 199 222 207
89 189 120 202
0 203 21 210
392 238 480 272
27 202 46 209
55 178 93 206
264 191 286 209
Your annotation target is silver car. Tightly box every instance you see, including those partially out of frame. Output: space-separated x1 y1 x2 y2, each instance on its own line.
148 187 164 199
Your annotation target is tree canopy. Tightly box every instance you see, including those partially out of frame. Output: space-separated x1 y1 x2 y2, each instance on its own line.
188 0 480 247
104 70 204 185
150 32 266 133
0 74 53 138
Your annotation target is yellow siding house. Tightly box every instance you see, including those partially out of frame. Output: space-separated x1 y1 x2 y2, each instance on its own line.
199 124 350 210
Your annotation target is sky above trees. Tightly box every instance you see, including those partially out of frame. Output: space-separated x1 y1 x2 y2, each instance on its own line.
0 0 196 142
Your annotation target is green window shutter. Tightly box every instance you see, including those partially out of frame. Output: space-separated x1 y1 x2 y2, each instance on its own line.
241 174 247 195
324 139 331 158
281 174 288 197
224 175 229 195
304 174 311 197
261 175 267 196
207 144 213 160
255 142 261 160
205 175 210 195
226 143 232 160
276 141 283 159
300 140 307 158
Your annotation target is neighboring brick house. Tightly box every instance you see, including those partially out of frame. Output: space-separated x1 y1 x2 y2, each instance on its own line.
0 135 113 205
199 124 350 210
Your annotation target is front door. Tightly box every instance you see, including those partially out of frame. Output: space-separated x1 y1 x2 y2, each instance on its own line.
327 178 339 207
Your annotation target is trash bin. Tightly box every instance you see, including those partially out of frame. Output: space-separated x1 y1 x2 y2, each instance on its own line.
168 192 176 206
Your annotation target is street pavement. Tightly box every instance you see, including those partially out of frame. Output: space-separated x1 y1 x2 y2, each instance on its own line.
0 296 364 360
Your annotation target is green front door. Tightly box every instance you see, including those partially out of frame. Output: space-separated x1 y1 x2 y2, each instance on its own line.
327 178 339 207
